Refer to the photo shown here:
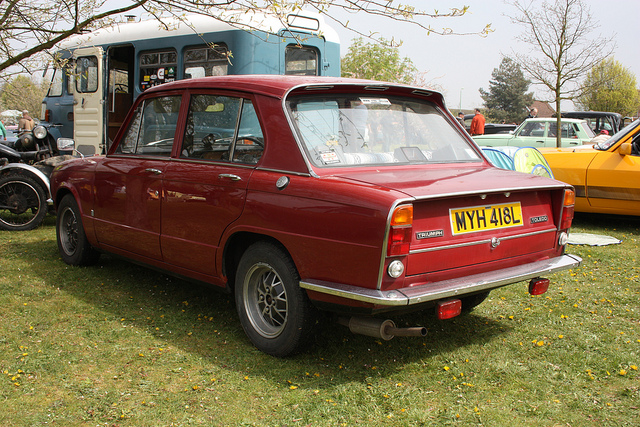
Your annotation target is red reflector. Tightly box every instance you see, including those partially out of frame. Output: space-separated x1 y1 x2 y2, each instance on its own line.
436 299 462 320
529 278 550 295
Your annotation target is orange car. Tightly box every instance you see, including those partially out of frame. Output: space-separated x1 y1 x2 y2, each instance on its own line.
540 118 640 216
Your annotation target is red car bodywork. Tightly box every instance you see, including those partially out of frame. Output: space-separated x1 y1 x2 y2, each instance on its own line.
51 75 581 355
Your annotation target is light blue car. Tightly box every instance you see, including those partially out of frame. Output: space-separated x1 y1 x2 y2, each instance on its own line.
473 118 595 148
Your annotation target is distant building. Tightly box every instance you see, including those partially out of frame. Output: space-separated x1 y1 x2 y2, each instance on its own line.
530 101 555 118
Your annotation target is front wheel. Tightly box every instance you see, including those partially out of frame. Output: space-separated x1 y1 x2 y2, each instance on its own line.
235 242 316 357
56 194 100 266
0 174 48 231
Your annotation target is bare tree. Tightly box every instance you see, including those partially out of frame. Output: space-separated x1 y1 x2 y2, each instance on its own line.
1 1 492 79
508 0 615 147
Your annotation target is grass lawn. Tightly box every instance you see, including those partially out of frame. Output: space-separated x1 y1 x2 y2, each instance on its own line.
1 213 638 426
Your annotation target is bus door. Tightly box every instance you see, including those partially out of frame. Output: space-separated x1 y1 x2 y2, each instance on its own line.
106 45 135 148
73 46 105 156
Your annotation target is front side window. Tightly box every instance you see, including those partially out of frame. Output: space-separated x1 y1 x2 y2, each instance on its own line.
75 56 99 93
47 67 65 97
140 49 177 91
285 46 318 76
181 94 263 164
518 121 546 137
116 95 181 156
287 94 481 167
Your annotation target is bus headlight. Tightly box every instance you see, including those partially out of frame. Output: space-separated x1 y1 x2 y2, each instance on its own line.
33 125 48 140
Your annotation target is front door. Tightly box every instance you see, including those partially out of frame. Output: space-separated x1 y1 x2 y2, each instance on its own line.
92 94 183 260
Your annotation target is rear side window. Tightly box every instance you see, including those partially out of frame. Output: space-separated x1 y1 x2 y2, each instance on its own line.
181 94 264 164
116 95 182 156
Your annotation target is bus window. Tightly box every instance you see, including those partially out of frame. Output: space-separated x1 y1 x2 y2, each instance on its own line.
285 46 318 75
184 45 229 78
47 67 64 97
140 49 177 91
76 56 99 93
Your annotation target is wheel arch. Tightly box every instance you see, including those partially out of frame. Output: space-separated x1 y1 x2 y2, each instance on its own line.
222 232 297 291
0 164 51 199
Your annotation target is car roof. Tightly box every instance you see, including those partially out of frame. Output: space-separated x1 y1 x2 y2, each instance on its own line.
143 74 437 100
524 117 586 124
561 111 622 119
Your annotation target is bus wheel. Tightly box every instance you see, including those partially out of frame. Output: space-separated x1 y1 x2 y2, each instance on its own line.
235 242 316 357
0 174 48 231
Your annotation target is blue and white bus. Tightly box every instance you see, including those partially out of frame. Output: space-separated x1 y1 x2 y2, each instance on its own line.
41 11 340 156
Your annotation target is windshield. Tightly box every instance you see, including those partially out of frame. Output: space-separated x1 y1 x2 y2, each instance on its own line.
596 118 640 151
286 94 481 167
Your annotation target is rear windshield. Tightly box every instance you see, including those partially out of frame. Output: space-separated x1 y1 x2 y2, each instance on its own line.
286 94 481 167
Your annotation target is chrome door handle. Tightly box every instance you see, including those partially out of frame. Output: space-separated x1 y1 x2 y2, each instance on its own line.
145 168 162 175
219 173 242 181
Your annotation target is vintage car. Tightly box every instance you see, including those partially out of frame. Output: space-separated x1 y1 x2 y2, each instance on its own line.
560 111 623 135
473 117 595 148
540 118 640 216
51 75 581 356
461 113 517 134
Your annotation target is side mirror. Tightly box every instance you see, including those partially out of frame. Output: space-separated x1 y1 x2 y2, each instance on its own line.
619 142 632 156
57 138 75 151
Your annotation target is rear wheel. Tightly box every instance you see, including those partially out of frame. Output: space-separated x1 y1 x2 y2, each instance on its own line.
56 194 100 266
235 242 316 357
0 174 48 231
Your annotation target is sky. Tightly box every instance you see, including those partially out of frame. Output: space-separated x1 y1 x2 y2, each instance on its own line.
324 0 640 112
99 0 639 112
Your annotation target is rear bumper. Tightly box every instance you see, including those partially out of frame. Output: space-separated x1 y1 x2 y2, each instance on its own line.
300 254 582 307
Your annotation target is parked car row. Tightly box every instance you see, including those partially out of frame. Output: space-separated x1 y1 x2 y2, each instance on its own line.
540 118 640 216
473 118 595 148
50 75 581 356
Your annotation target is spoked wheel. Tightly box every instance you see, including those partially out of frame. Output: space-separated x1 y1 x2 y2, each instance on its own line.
56 194 100 266
0 174 48 231
235 242 316 357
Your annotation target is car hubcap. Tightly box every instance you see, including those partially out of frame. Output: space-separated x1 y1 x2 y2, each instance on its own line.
244 263 288 338
60 207 78 255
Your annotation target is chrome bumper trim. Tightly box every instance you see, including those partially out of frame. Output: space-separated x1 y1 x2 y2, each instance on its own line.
300 254 582 306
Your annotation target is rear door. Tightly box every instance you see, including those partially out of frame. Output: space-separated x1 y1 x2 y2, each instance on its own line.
160 92 265 276
73 46 105 156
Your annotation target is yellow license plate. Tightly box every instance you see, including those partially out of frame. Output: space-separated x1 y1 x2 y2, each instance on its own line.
450 202 523 235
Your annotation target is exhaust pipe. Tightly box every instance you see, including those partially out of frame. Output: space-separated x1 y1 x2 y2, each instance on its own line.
339 317 427 341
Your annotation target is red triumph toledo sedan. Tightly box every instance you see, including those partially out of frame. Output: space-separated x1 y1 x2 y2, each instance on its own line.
51 75 581 356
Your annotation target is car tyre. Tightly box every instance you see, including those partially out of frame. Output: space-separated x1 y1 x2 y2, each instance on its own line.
0 174 48 231
460 291 490 313
235 242 316 357
56 194 100 266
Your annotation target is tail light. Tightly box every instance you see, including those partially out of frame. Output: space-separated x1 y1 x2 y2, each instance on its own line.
560 189 575 230
529 278 550 295
387 204 413 256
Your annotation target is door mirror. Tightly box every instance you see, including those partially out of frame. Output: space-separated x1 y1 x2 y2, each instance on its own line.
619 142 632 156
